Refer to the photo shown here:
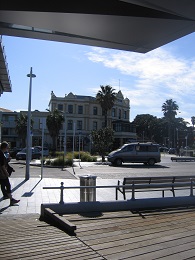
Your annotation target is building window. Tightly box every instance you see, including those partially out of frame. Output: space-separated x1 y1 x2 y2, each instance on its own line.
67 120 73 130
93 121 97 130
78 105 83 114
77 120 82 130
10 128 16 135
93 107 97 115
124 110 127 119
2 115 9 122
119 109 121 119
112 108 116 117
58 104 63 111
68 104 73 113
2 128 8 135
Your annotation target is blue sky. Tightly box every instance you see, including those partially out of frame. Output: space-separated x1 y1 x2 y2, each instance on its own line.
1 33 195 125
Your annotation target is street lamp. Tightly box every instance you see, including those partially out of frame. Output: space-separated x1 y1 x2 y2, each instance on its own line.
60 110 66 170
25 67 36 180
62 111 66 170
185 134 188 156
176 128 179 145
63 112 66 157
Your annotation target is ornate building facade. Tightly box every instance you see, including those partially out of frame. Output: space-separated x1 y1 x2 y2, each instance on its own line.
49 90 136 151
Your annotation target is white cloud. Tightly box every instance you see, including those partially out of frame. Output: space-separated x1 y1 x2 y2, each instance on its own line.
86 47 195 123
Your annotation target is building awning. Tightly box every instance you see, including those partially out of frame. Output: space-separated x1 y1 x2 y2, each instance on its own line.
0 1 195 53
0 1 195 95
0 36 12 95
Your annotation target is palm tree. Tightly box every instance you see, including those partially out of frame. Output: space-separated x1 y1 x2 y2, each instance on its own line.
15 113 33 147
191 116 195 129
46 109 64 150
96 85 117 127
162 99 179 118
162 99 179 148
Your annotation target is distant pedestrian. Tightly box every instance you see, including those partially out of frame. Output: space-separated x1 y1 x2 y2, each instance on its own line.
176 146 180 156
0 141 20 206
180 146 184 157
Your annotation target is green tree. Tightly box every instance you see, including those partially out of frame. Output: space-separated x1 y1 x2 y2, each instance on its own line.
191 116 195 129
46 109 64 150
91 127 114 162
162 99 179 148
132 114 160 143
15 112 33 147
96 85 117 127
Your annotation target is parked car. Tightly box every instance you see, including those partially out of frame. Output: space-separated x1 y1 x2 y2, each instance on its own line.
34 146 49 157
16 147 42 160
169 148 176 154
9 147 22 158
159 147 169 153
107 142 161 166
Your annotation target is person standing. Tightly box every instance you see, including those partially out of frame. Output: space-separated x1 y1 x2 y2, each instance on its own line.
0 141 20 206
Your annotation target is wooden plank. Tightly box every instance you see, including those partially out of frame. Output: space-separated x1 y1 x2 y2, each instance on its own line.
2 209 195 259
44 208 76 233
0 214 103 260
62 209 195 259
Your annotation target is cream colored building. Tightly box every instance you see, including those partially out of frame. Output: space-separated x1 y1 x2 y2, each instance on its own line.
0 90 136 152
48 90 136 150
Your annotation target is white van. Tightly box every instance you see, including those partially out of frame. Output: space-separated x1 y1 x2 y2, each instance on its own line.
107 142 161 166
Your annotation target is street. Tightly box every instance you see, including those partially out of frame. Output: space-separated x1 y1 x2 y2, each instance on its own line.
9 154 195 180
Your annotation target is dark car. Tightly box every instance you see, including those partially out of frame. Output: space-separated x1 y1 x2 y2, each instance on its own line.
16 147 42 160
34 146 49 157
9 147 22 158
159 147 169 153
169 148 176 154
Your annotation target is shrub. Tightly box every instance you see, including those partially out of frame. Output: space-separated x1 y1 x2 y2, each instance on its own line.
44 151 97 166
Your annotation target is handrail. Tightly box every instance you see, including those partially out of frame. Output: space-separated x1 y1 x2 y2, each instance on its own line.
43 179 195 204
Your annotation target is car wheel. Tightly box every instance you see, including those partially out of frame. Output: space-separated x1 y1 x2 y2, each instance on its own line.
148 158 155 166
114 158 122 166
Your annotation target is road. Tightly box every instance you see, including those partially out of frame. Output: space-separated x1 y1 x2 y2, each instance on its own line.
9 154 195 180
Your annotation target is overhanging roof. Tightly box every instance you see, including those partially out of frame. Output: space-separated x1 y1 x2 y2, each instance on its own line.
0 0 195 94
0 0 195 53
0 36 12 95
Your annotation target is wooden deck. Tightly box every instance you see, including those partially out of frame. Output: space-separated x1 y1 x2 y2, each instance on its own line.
64 208 195 259
1 208 195 259
0 214 103 260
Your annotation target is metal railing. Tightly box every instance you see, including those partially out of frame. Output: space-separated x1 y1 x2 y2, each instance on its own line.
43 180 195 204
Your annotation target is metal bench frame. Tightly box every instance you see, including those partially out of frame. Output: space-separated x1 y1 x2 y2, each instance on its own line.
116 176 195 200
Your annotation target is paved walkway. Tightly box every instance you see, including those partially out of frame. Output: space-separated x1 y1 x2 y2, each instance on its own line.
0 161 119 215
0 155 193 216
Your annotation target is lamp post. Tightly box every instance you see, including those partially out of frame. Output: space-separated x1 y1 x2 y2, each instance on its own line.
185 134 188 156
62 111 66 170
72 122 75 165
176 128 179 145
25 67 36 180
60 110 66 169
63 112 66 157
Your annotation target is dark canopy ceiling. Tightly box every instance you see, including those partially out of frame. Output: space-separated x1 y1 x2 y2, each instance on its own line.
0 0 195 94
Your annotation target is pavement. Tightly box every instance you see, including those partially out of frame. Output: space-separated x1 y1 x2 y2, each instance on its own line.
0 159 118 216
0 153 193 216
